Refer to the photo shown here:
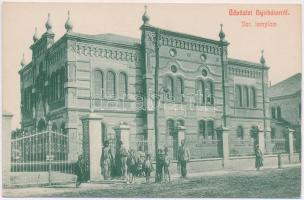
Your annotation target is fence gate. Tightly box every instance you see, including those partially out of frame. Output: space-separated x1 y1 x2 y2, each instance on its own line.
10 130 76 187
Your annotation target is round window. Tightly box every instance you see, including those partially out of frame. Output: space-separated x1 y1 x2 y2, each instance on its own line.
171 65 177 73
169 48 177 57
200 53 207 61
202 69 208 77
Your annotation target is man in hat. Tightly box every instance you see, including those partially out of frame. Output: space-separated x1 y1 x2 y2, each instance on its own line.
100 140 113 180
74 155 85 188
177 140 190 178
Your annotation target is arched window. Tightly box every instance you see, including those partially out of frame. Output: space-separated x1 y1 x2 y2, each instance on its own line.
176 77 184 103
106 71 116 98
206 80 214 105
51 123 58 132
93 70 104 98
165 76 174 101
243 86 249 107
196 80 205 105
236 85 242 107
37 119 46 132
271 107 276 119
250 87 256 108
277 106 282 119
177 119 185 127
167 119 175 136
118 72 128 99
198 120 206 138
207 120 214 139
236 126 244 139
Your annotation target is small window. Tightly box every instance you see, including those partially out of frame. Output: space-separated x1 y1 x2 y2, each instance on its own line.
202 69 208 77
277 106 282 119
271 107 276 119
169 48 177 57
236 126 244 139
198 120 206 138
271 127 276 139
171 65 177 73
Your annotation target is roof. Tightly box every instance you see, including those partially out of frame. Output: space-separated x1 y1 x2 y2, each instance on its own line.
69 32 140 46
269 73 302 98
228 58 264 68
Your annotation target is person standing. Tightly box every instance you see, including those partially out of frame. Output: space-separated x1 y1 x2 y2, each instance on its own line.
255 144 263 170
143 153 153 183
117 141 128 180
177 140 190 178
155 148 164 183
74 155 85 188
163 147 171 183
100 140 113 180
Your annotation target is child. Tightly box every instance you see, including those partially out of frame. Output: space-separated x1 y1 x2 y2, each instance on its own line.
163 147 171 183
143 153 154 183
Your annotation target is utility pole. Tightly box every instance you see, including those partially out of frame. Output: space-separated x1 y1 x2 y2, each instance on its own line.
219 24 227 127
154 28 160 182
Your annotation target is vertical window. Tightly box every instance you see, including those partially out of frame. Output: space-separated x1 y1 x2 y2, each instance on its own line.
198 120 206 138
207 120 214 139
94 70 104 98
196 80 205 105
166 76 174 101
250 87 256 108
271 127 276 139
299 103 301 118
176 77 184 103
206 80 214 105
277 106 282 119
61 69 65 98
106 71 115 98
57 72 60 99
118 72 128 99
243 86 249 107
236 85 242 107
167 119 175 136
271 107 276 119
236 126 244 139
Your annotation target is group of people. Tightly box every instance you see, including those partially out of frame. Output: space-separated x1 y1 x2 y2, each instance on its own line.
100 140 154 184
74 139 192 187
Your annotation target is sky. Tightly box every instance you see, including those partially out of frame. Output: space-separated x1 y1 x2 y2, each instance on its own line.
2 3 302 129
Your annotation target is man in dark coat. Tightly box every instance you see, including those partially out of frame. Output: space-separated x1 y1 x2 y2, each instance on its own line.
255 144 263 170
74 155 85 188
177 140 190 178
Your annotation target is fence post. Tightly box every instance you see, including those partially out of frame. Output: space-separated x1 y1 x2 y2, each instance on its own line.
216 126 230 168
47 120 52 186
80 113 103 182
2 112 13 187
288 128 295 163
258 128 265 153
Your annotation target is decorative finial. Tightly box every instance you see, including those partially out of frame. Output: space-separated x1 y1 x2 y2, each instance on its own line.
142 5 150 25
260 49 266 65
219 23 225 41
45 13 53 33
21 53 26 67
33 27 39 42
65 10 73 33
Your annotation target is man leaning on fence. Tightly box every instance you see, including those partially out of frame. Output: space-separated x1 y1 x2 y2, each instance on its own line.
177 140 190 178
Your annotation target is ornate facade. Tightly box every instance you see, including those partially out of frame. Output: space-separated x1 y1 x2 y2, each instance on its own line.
19 9 270 161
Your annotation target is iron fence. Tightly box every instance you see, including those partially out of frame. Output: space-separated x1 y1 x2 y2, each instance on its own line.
229 139 256 157
265 138 288 154
185 137 222 159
